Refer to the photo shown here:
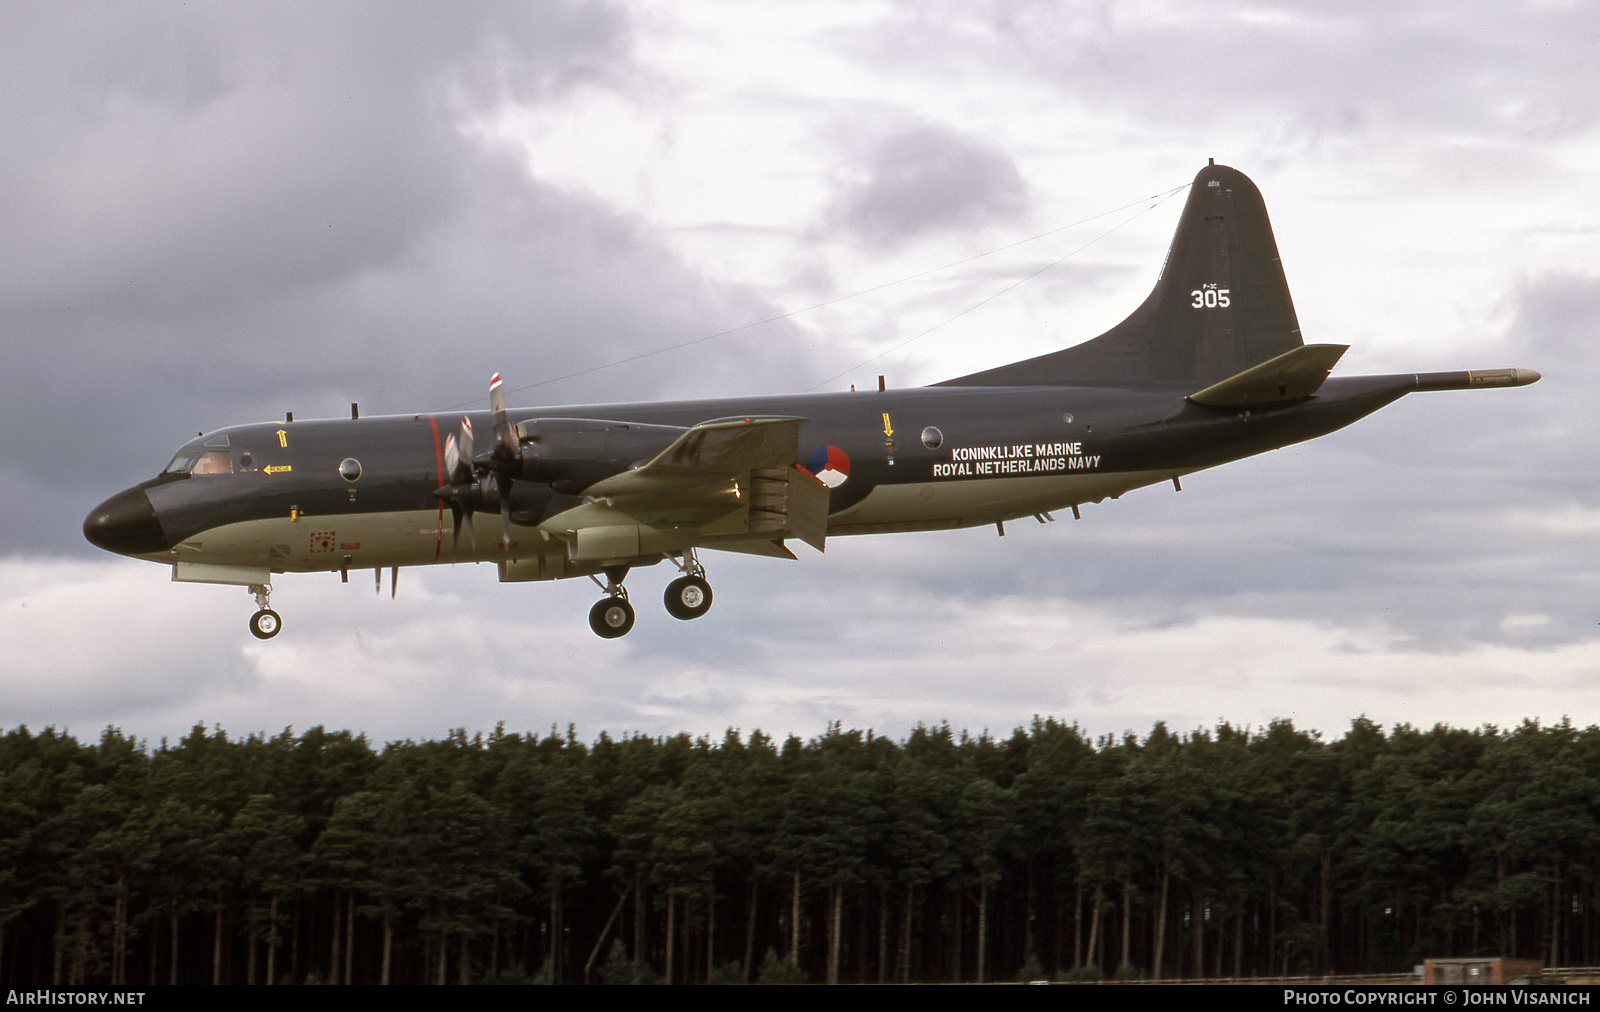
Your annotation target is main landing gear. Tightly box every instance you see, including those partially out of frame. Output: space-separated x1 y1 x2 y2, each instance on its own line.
588 567 635 639
247 584 281 640
664 550 713 621
586 552 715 639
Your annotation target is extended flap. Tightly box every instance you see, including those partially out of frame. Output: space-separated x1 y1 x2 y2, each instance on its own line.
783 464 829 553
705 539 799 560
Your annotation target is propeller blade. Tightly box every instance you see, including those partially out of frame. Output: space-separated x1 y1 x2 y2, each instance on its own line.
458 417 474 474
444 419 475 486
448 501 464 552
497 473 513 549
489 373 516 462
437 481 479 557
444 434 459 481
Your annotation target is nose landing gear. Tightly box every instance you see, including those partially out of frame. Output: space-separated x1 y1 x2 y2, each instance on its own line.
247 584 282 640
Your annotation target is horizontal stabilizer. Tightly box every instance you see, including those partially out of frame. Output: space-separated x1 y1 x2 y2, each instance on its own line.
1188 344 1348 407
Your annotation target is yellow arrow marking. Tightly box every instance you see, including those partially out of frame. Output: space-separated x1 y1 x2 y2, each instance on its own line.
275 429 288 447
882 412 894 438
264 465 292 474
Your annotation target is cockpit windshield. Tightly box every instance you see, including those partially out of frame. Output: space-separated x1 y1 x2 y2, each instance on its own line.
163 435 233 475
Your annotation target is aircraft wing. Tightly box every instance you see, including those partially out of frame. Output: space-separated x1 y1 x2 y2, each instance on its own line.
584 416 803 494
538 417 829 561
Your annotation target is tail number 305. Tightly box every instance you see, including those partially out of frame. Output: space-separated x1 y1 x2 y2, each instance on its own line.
1191 285 1231 309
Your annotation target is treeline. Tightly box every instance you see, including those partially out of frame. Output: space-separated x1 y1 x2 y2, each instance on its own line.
1 715 1598 985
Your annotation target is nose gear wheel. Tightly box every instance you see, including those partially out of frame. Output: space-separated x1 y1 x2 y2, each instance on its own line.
247 584 281 639
250 609 282 639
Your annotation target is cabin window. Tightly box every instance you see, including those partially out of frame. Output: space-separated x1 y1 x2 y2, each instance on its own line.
920 426 944 450
338 458 362 482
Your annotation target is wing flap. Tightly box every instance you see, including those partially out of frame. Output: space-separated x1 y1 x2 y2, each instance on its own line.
779 463 829 552
705 539 799 560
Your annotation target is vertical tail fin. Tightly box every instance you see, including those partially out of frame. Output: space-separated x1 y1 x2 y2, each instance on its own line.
938 162 1303 387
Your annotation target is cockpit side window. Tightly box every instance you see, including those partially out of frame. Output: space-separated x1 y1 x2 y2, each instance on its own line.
191 450 234 475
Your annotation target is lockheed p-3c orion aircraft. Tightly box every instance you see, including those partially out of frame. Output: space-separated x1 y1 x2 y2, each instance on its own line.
83 163 1538 640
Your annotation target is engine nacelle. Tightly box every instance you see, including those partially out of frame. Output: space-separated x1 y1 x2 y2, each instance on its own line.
514 418 686 494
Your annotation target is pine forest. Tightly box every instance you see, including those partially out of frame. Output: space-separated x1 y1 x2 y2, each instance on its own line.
2 715 1597 985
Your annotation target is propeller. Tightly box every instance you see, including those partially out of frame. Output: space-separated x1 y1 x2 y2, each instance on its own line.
438 419 479 553
433 374 523 556
489 373 517 549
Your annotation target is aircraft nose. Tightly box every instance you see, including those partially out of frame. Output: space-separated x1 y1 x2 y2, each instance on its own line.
83 486 169 556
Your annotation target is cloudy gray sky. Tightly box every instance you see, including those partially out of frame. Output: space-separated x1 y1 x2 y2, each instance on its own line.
3 0 1598 746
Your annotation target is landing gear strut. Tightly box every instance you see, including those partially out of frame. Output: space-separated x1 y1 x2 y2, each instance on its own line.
585 554 717 638
248 584 281 640
588 567 635 639
664 549 713 621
